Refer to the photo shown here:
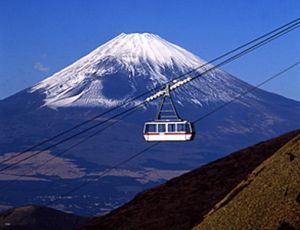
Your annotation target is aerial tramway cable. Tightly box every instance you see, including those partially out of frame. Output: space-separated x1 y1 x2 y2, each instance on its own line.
1 18 299 167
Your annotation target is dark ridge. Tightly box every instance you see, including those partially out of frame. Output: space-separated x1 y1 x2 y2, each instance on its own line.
0 205 89 230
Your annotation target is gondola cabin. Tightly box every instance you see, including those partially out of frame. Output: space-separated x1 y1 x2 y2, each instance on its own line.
144 81 195 142
143 120 194 141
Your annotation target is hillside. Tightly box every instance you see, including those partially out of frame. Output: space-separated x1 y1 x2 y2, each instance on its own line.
0 205 89 230
82 129 300 230
195 132 300 229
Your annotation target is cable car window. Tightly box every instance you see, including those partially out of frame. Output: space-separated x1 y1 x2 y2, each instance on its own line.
185 123 191 132
158 124 166 132
177 124 185 132
146 124 156 132
168 124 176 132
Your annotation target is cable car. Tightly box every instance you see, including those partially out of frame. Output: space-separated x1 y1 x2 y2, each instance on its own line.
144 121 193 141
143 82 194 142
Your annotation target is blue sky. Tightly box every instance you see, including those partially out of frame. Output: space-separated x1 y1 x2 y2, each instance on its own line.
0 0 299 100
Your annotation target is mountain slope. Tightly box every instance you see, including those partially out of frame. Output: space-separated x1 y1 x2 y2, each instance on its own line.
195 132 300 229
81 129 300 230
0 205 89 230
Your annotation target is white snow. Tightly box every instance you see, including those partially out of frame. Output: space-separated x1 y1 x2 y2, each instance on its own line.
30 33 256 108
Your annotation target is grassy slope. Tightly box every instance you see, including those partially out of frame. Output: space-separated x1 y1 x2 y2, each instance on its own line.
82 129 300 230
195 134 300 230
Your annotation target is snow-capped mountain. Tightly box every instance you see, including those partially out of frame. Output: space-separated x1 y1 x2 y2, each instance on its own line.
30 33 253 109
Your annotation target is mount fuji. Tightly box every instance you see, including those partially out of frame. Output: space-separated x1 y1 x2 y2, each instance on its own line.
0 33 299 215
30 33 253 109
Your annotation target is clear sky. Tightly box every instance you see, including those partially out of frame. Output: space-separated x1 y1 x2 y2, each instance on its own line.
0 0 299 100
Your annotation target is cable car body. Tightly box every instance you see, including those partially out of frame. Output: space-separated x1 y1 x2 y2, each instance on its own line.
144 120 194 141
143 81 195 142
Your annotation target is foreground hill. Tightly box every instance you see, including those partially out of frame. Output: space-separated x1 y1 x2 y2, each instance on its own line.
82 129 300 230
195 131 300 229
0 205 89 230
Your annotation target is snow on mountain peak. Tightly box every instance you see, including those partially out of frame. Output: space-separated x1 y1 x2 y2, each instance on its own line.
92 32 205 70
30 33 253 108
